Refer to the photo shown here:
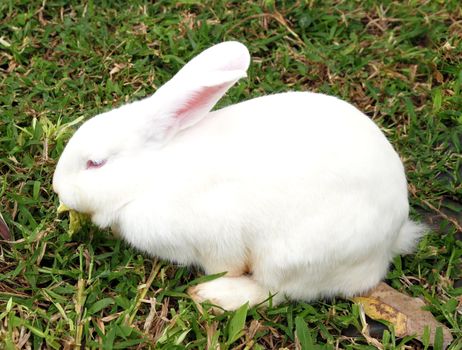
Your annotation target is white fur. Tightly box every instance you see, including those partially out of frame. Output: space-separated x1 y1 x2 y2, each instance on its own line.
53 41 426 310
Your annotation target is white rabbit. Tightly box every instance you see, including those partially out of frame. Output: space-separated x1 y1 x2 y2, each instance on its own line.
53 41 425 311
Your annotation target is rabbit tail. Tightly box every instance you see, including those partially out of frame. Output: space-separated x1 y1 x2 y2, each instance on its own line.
393 219 427 255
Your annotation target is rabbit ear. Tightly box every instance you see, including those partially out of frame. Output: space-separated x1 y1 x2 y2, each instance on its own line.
147 41 250 140
168 41 251 83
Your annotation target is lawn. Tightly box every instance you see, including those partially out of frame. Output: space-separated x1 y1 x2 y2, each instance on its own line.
0 0 461 349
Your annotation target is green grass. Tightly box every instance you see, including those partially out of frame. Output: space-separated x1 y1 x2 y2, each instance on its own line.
0 0 461 348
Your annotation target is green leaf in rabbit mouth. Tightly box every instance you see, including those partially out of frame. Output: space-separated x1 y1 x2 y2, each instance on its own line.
57 202 91 237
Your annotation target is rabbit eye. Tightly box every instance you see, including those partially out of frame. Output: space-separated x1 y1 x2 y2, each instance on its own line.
86 159 107 169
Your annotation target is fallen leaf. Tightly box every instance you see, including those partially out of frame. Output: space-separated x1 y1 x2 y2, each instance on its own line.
433 70 444 83
109 63 127 78
0 212 10 240
354 295 407 334
352 282 453 349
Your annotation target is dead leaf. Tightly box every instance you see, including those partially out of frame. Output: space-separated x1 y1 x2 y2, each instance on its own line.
0 212 10 240
433 70 444 83
132 23 148 35
37 7 47 26
352 282 453 348
109 63 127 78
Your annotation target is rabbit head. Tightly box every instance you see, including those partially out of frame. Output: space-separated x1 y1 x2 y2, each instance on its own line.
53 41 250 226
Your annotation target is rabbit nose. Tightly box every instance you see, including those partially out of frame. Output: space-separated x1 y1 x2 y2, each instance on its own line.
52 173 62 195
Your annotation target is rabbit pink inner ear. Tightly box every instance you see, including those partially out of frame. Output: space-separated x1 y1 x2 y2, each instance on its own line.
175 84 225 120
153 67 248 136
